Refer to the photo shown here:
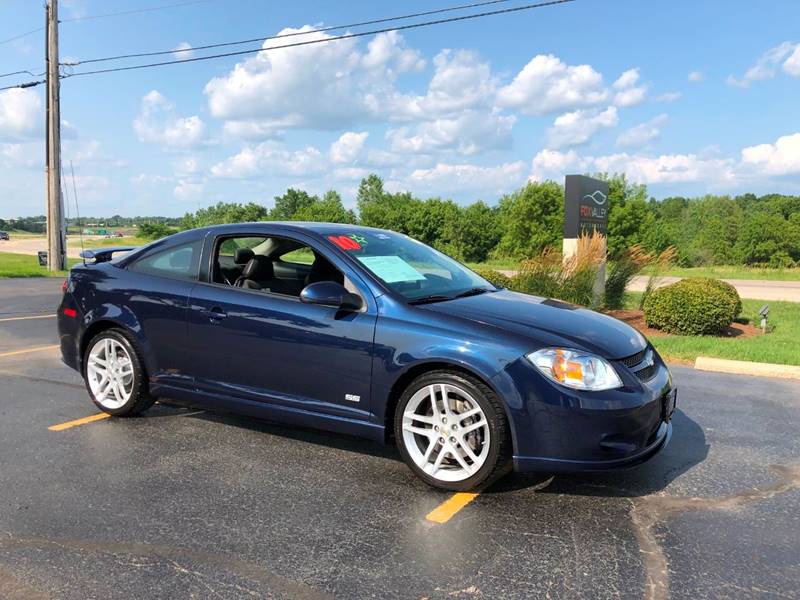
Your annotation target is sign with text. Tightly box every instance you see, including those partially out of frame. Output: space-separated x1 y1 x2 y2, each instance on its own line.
563 175 609 237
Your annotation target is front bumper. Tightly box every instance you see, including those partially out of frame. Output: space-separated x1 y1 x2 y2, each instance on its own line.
492 350 675 472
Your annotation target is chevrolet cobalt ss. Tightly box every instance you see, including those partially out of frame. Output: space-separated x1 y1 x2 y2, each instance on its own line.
58 223 675 491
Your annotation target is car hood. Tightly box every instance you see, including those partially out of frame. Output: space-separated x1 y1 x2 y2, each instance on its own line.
422 289 646 360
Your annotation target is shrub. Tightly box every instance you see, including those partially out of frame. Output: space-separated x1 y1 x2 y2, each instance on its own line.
472 267 512 289
678 277 742 318
512 232 604 306
643 279 736 335
604 244 652 309
138 222 175 240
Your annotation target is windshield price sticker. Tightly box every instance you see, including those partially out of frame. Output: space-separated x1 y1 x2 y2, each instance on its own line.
357 255 426 283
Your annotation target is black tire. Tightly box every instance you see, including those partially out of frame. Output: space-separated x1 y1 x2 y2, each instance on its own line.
394 370 511 491
82 328 155 417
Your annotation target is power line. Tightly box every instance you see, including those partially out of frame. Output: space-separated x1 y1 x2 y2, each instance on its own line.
0 26 44 46
62 0 576 79
59 0 216 23
66 0 516 66
0 70 41 79
0 79 45 92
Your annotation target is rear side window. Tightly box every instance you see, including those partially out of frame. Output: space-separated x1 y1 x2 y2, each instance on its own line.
128 240 202 282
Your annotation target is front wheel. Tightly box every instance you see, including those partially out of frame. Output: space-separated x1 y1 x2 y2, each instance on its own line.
82 329 155 416
394 370 511 491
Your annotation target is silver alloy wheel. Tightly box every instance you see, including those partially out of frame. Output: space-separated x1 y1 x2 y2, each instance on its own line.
86 337 134 410
401 382 490 482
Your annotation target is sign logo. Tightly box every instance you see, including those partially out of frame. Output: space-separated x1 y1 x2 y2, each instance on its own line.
583 190 607 206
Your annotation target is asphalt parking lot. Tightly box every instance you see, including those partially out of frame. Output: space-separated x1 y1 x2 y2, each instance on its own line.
1 278 798 599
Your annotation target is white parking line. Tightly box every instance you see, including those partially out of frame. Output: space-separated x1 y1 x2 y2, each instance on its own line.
0 314 55 323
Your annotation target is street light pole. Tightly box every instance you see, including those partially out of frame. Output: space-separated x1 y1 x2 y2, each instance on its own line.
45 0 65 271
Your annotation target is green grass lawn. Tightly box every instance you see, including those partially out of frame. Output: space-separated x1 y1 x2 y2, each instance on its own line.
640 265 800 281
67 235 147 248
470 261 800 280
0 252 80 277
624 292 800 366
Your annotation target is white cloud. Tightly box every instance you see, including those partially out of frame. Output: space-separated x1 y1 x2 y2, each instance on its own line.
405 161 527 196
205 28 424 134
688 70 704 82
386 110 515 155
496 54 608 115
783 45 800 77
131 173 170 186
173 156 200 177
330 131 368 164
211 142 325 178
222 120 282 141
546 106 618 148
0 88 42 139
613 85 647 108
727 42 799 87
612 68 640 89
741 132 800 175
172 41 194 59
530 148 736 187
610 68 647 107
616 114 668 148
133 90 206 148
655 91 681 103
174 179 204 200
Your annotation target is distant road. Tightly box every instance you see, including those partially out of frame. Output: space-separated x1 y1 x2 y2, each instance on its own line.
0 236 101 259
494 271 800 302
628 276 800 302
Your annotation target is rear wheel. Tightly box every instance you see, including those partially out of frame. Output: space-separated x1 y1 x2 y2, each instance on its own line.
82 329 154 416
394 370 510 491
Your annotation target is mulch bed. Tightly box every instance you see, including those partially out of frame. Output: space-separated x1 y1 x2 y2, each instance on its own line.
606 309 762 339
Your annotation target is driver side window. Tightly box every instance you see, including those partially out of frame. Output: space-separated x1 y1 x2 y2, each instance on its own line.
211 235 345 298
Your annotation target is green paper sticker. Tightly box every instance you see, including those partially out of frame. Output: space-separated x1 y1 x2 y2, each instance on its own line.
357 255 426 283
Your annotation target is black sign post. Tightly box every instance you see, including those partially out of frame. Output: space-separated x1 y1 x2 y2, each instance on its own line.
563 175 609 306
563 175 609 238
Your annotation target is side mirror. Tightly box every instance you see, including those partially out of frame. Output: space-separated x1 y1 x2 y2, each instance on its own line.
300 281 363 311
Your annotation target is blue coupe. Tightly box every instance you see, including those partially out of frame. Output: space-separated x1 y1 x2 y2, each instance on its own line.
57 223 675 490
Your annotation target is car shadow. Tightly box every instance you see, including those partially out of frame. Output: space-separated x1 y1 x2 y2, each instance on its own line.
152 401 708 499
488 408 710 498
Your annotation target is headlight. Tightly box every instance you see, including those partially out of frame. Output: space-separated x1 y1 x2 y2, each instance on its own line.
526 348 622 391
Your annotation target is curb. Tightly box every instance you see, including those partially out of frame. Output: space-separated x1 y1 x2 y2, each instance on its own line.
694 356 800 381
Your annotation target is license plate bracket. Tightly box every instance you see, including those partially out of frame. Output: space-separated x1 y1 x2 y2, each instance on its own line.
663 388 677 422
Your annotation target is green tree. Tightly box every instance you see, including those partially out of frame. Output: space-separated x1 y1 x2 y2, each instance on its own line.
442 201 501 262
293 190 357 224
272 188 316 220
735 212 800 265
182 202 269 229
495 181 563 258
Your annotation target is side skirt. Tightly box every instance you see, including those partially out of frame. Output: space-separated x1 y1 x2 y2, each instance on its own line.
151 382 386 445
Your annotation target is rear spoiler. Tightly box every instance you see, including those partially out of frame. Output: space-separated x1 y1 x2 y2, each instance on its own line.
79 246 138 263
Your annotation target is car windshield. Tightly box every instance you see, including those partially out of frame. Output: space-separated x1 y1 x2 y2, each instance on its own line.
323 230 496 303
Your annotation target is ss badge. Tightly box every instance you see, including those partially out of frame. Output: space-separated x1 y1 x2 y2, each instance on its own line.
345 394 360 403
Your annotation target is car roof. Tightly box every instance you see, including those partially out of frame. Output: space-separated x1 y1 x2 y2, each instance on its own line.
197 222 395 237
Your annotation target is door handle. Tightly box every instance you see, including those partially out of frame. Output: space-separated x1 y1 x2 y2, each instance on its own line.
202 307 227 321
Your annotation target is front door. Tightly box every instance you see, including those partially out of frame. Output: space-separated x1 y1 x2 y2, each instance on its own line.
186 233 377 421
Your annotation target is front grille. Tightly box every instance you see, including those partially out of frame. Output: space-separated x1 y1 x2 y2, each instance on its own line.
634 363 657 381
619 348 648 368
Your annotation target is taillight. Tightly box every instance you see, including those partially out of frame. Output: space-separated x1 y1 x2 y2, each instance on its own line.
61 278 68 294
63 308 77 318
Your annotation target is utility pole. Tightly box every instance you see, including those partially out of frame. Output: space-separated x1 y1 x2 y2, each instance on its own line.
45 0 65 271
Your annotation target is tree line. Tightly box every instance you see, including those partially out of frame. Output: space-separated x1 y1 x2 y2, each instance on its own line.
180 173 800 267
4 173 798 267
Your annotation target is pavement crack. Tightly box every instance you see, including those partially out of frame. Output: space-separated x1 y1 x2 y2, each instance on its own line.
0 533 334 600
630 462 800 600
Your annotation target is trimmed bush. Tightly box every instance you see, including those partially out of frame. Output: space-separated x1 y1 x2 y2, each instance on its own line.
472 267 512 289
679 277 742 318
643 279 736 335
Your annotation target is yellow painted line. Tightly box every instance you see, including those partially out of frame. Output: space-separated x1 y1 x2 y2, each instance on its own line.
48 413 110 431
0 344 59 358
0 314 55 323
425 492 480 524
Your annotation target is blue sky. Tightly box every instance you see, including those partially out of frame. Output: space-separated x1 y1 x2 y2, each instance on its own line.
1 0 799 218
